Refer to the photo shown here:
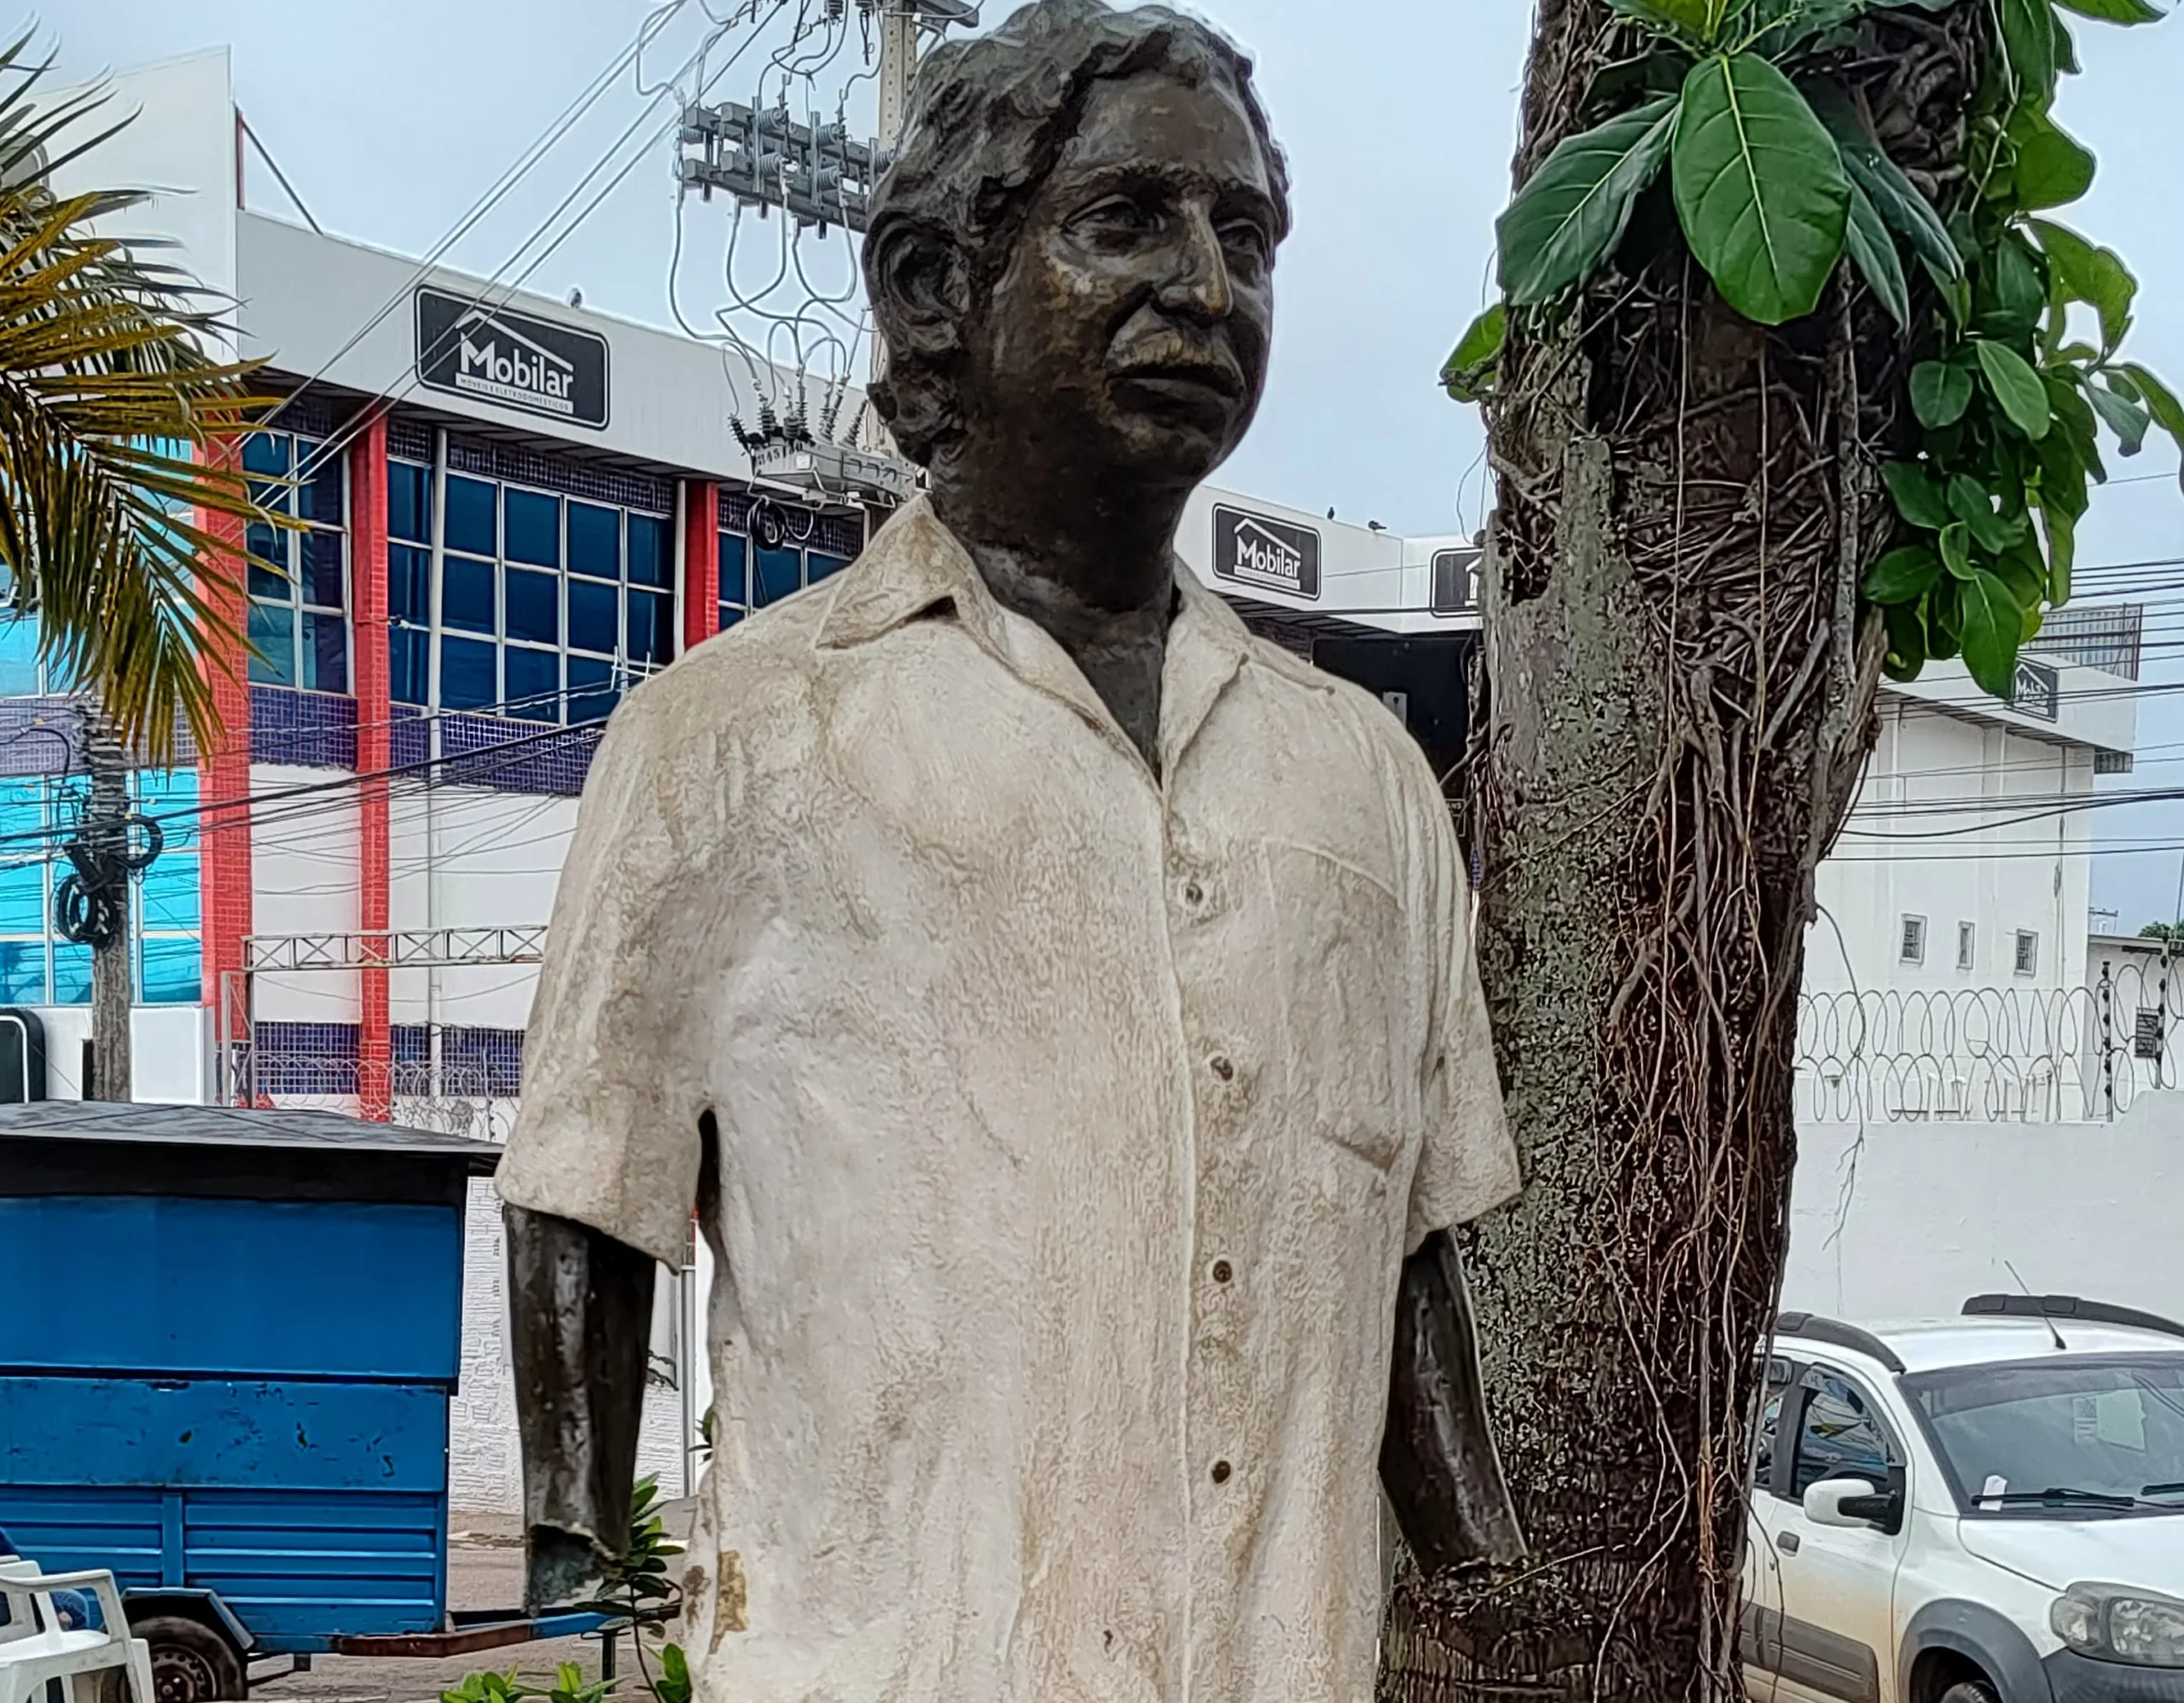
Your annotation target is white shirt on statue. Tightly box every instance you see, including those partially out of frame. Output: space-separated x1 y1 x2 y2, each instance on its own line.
496 495 1520 1703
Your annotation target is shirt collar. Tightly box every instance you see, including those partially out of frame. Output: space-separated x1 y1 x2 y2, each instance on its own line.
816 494 1259 776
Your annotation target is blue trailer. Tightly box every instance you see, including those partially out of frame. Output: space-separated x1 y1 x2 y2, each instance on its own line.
0 1102 615 1700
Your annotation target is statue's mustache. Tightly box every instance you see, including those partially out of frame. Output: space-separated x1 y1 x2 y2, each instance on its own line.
1106 330 1246 398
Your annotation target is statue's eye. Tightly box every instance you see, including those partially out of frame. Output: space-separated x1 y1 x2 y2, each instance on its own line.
1220 219 1272 267
1075 195 1160 239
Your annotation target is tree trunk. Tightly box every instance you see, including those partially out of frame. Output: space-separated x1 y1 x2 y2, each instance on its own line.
1379 2 1978 1695
84 714 132 1101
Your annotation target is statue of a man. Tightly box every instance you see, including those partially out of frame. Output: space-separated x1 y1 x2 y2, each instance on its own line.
497 3 1523 1697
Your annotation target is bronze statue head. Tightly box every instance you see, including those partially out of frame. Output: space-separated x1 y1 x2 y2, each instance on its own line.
865 0 1291 518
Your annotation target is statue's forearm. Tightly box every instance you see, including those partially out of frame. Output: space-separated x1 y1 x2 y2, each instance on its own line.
505 1204 658 1610
1380 1229 1526 1575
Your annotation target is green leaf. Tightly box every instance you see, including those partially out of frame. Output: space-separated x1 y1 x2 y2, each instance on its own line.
2032 218 2136 352
1947 474 2027 552
2087 374 2152 453
2001 0 2059 105
1978 234 2048 340
1959 569 2025 698
1606 0 1717 38
2040 496 2076 605
1910 359 1973 427
1883 461 1950 529
1672 54 1851 325
2015 126 2097 209
1802 79 1959 285
1840 177 1909 327
1975 340 2053 439
2120 362 2184 491
1442 304 1506 403
1498 96 1681 305
1882 600 1928 680
1864 543 1943 603
1939 520 1974 579
2054 0 2163 21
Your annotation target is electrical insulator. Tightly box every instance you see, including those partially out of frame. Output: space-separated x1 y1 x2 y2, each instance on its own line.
827 0 845 18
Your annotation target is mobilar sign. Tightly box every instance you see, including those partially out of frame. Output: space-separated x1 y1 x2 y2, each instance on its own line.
415 288 610 429
1211 505 1321 601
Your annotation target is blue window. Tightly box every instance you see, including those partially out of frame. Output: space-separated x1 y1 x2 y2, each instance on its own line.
753 545 803 608
627 514 671 589
506 488 561 568
504 645 561 723
568 503 620 578
627 590 673 666
809 552 851 584
566 655 617 724
717 531 747 634
389 462 433 545
443 557 497 636
444 475 497 556
245 431 349 693
0 771 200 1005
440 636 497 711
505 568 560 646
390 628 429 709
567 578 619 655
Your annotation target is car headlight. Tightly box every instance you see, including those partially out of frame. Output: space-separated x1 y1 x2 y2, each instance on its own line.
2052 1583 2184 1667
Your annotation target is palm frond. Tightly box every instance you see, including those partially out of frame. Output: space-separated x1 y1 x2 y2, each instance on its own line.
0 37 291 764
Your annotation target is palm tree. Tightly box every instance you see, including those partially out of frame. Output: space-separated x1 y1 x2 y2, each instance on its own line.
0 33 286 1098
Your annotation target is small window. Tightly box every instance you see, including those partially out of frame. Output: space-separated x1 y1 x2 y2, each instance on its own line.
1792 1371 1892 1497
2015 930 2040 977
1900 915 1926 966
1957 922 1976 973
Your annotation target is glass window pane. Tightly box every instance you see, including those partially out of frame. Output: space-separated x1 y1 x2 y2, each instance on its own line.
141 858 200 933
303 529 346 610
1792 1375 1891 1497
388 543 431 624
299 444 346 527
627 514 670 588
717 603 743 633
0 939 45 1004
305 612 349 695
388 462 433 545
626 590 673 666
134 770 196 846
444 474 497 557
505 567 561 645
567 502 620 579
391 628 429 707
753 546 802 607
439 635 497 711
504 645 561 723
247 602 297 686
443 555 497 636
247 525 289 601
808 552 851 584
242 433 290 476
717 533 747 604
0 617 43 695
566 655 617 724
139 935 200 1006
505 488 561 568
51 941 90 1004
0 859 43 932
567 578 619 654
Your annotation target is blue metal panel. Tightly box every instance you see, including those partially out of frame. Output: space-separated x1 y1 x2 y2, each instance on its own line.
0 1486 449 1648
0 1379 449 1492
0 1198 463 1382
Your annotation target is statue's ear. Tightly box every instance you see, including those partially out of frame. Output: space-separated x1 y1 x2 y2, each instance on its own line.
868 218 970 357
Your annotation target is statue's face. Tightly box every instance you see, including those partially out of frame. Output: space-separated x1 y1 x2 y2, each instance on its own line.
964 67 1279 496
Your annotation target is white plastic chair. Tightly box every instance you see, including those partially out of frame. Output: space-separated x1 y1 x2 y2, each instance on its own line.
0 1561 153 1703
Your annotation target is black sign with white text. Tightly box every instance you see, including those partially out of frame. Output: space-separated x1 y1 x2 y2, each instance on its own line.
415 288 610 429
1211 505 1321 601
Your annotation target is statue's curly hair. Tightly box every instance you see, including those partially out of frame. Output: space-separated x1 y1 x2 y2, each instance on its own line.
863 0 1290 467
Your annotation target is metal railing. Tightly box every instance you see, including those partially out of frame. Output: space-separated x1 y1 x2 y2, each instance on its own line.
1797 956 2184 1123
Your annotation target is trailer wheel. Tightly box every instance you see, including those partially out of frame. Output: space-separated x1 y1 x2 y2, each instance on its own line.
101 1614 247 1703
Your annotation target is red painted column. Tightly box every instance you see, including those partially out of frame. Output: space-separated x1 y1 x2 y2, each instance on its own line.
682 480 719 653
197 439 253 1084
351 417 392 1121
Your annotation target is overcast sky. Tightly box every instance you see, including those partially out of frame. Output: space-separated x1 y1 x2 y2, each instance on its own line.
43 0 2184 925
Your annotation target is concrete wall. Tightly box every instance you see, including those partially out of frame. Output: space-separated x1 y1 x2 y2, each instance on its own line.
1784 1095 2184 1326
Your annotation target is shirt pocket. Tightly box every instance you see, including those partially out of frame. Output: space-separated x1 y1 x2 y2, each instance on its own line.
1260 839 1409 1173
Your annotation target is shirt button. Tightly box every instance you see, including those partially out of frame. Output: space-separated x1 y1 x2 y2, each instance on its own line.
1211 1460 1233 1485
1211 1259 1233 1284
1209 1055 1234 1082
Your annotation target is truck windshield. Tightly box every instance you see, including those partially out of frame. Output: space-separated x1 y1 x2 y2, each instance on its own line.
1902 1355 2184 1515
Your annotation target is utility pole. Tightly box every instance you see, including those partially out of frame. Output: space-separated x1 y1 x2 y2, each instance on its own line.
73 712 136 1100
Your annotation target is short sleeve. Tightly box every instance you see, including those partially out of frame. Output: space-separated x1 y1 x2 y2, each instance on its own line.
495 700 707 1268
1405 766 1521 1253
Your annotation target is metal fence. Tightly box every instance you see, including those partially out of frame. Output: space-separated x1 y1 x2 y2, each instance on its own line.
1797 956 2184 1123
241 1041 520 1142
